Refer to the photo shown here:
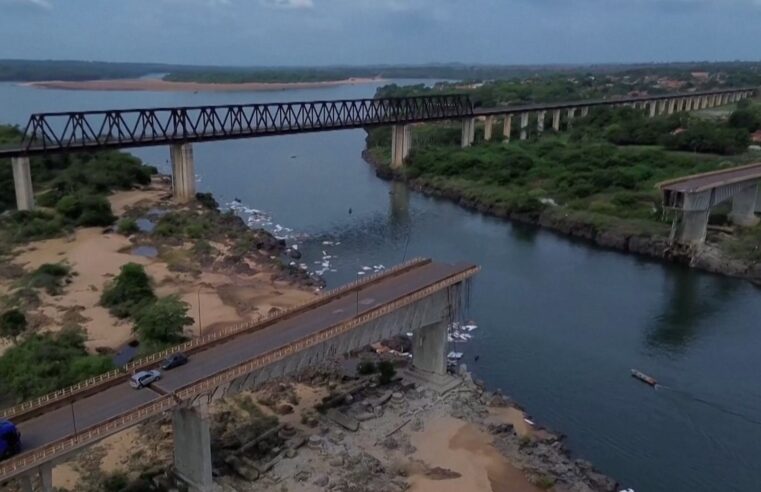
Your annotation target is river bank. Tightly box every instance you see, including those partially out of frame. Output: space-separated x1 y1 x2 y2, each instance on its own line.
364 151 761 286
33 362 620 492
22 77 383 93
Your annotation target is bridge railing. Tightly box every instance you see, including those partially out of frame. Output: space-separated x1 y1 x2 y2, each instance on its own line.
0 257 430 422
15 95 473 154
0 262 479 482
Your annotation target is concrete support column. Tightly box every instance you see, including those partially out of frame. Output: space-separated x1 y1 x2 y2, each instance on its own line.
174 401 213 492
667 99 675 114
537 111 546 135
676 209 710 246
649 101 657 117
502 114 512 142
520 112 529 140
566 108 575 128
170 143 196 203
461 118 475 148
412 320 448 376
11 156 34 211
390 124 411 169
729 184 760 227
19 464 53 492
701 95 709 109
581 106 589 117
484 115 494 142
551 109 561 131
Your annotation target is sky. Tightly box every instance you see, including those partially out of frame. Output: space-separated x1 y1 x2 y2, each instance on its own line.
0 0 759 66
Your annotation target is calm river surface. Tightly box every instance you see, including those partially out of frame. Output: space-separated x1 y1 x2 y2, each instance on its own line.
2 81 761 492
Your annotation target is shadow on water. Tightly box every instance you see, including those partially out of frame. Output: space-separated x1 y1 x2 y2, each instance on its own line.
646 270 740 352
509 222 539 245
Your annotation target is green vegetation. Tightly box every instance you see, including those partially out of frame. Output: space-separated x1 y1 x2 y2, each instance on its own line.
26 262 72 295
357 360 377 375
117 217 140 235
0 309 26 343
0 327 114 400
134 295 193 352
100 263 156 319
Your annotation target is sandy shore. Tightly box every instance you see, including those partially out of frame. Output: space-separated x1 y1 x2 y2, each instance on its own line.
22 77 382 93
0 178 315 356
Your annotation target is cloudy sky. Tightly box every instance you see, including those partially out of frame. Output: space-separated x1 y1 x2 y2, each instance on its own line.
0 0 758 66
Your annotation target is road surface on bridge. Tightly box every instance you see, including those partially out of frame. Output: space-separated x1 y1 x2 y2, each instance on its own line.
12 260 472 458
658 162 761 193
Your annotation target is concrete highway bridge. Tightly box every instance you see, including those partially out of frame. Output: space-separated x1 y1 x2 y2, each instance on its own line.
659 162 761 247
0 86 755 211
0 258 479 491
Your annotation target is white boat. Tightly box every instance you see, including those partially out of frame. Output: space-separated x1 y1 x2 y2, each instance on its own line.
447 351 464 360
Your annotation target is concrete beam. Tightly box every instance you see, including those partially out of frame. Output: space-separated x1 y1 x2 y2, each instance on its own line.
537 111 546 135
729 184 760 227
11 156 34 211
484 115 494 142
170 143 196 203
412 319 448 376
502 114 512 142
174 401 213 492
520 112 529 140
552 109 561 131
461 118 475 148
390 124 411 169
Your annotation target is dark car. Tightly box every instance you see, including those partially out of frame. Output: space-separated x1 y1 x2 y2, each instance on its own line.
161 352 188 370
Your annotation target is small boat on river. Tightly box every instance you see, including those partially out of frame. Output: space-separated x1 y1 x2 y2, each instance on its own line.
631 369 657 387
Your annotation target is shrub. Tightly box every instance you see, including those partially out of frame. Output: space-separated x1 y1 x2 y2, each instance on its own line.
195 192 219 210
0 309 26 342
55 194 116 227
134 295 193 350
100 263 155 318
117 218 139 235
0 327 114 400
28 262 71 295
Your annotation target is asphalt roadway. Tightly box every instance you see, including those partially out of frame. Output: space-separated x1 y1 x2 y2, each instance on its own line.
13 260 473 457
658 162 761 193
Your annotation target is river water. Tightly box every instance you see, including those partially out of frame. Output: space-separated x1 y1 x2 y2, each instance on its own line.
2 81 761 492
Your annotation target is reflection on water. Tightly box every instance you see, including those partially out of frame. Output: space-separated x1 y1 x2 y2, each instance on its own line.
647 271 739 352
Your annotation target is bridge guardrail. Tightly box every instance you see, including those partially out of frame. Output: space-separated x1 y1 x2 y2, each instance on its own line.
0 257 430 422
0 262 479 482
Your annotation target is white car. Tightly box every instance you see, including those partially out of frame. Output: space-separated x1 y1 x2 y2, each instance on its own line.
129 370 161 389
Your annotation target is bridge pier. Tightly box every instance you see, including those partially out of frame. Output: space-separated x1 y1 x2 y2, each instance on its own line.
461 118 475 148
566 108 575 128
729 184 760 227
675 209 710 246
390 124 411 169
502 114 512 142
173 401 213 492
170 143 196 202
12 156 34 211
649 100 657 117
19 464 52 492
412 319 448 376
537 111 546 135
552 109 561 131
484 116 494 141
580 106 589 118
520 112 529 140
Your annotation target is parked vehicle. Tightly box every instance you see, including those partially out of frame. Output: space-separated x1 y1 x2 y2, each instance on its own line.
129 370 161 389
161 352 189 370
0 420 21 459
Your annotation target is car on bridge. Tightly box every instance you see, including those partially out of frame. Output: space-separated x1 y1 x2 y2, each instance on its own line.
0 420 21 459
129 370 161 389
161 352 188 370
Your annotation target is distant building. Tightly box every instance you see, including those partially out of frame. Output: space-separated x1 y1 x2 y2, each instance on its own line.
750 130 761 143
691 72 710 80
658 79 686 90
